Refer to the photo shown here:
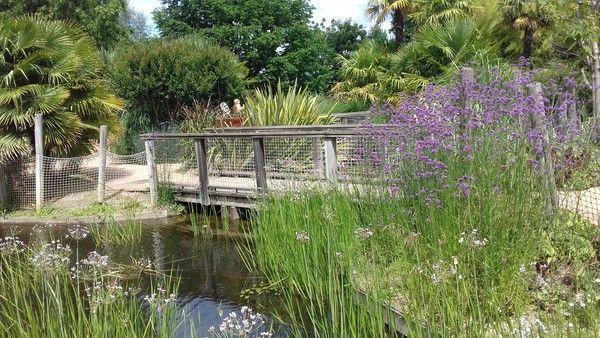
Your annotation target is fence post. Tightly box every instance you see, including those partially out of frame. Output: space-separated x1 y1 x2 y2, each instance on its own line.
527 83 558 217
34 114 44 213
324 137 338 183
145 140 158 207
195 138 210 205
312 137 324 178
253 137 267 192
97 125 108 203
460 67 475 137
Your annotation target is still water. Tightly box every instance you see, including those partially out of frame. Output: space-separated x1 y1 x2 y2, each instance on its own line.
1 216 286 337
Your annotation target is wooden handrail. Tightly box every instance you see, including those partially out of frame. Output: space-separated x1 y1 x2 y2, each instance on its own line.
140 124 394 140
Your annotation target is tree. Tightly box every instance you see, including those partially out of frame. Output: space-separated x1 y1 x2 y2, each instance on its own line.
0 0 131 49
109 37 248 151
367 0 412 46
0 16 123 162
154 0 335 93
322 19 367 57
502 0 555 59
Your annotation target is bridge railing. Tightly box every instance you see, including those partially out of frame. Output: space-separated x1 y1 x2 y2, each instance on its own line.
140 125 384 206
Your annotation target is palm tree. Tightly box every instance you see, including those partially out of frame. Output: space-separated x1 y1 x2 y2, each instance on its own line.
502 0 555 59
0 16 123 162
410 0 475 25
367 0 412 46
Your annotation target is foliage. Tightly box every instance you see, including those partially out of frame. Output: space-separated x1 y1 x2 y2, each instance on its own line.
109 37 247 152
0 0 131 49
321 19 367 58
333 17 499 103
501 0 556 58
367 0 413 46
331 41 398 104
410 0 475 25
0 16 123 162
154 0 336 93
244 82 335 126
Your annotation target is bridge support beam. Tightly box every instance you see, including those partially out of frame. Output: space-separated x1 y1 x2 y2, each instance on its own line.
253 137 267 192
195 139 210 205
324 137 338 183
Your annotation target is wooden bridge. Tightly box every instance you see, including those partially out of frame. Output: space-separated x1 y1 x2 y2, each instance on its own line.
140 125 378 208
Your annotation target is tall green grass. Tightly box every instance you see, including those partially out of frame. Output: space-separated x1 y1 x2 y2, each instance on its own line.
247 130 600 336
90 220 143 245
0 235 181 336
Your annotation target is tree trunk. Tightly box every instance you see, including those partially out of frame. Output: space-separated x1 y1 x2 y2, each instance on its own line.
522 27 534 59
391 9 405 46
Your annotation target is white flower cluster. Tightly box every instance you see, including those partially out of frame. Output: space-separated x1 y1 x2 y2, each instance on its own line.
430 258 460 285
84 281 139 314
71 251 109 278
65 224 89 240
208 306 272 337
354 227 374 239
32 223 56 235
143 286 177 312
0 236 25 254
295 231 310 243
458 229 488 248
30 240 71 272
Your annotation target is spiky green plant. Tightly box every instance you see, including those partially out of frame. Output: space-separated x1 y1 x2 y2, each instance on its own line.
0 15 123 162
244 82 335 126
502 0 556 58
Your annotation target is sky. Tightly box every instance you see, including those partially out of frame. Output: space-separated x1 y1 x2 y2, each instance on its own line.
128 0 380 34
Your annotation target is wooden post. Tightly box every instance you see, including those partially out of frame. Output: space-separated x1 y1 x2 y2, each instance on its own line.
312 137 324 178
253 137 267 192
97 125 108 203
324 137 338 183
527 83 557 217
145 140 158 207
460 67 475 137
34 114 44 213
567 86 579 132
195 139 210 205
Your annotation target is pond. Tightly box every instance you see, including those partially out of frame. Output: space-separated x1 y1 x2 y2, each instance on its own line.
0 215 287 337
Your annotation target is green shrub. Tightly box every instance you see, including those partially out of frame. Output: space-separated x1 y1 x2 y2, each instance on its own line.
244 82 334 126
109 37 248 152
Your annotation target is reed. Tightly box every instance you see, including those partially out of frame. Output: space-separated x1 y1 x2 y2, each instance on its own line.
90 220 143 245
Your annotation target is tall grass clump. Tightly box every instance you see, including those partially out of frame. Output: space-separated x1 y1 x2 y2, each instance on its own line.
249 68 600 336
90 220 143 245
0 224 181 336
244 81 335 126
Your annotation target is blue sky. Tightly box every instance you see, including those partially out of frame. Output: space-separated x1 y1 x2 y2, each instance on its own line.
128 0 382 33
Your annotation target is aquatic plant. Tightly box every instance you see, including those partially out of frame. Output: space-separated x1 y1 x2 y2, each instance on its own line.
90 220 143 245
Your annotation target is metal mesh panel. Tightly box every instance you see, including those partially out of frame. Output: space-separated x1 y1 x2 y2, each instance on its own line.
337 136 381 181
206 138 256 192
4 151 148 211
264 137 322 190
559 189 600 225
155 139 198 190
6 158 36 209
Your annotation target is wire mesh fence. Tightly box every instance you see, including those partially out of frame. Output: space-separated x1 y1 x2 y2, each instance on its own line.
4 151 149 211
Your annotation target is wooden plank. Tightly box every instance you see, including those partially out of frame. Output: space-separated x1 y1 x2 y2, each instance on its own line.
0 164 6 209
145 140 158 207
253 137 267 192
34 114 44 213
324 137 338 183
97 125 108 203
195 139 210 205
